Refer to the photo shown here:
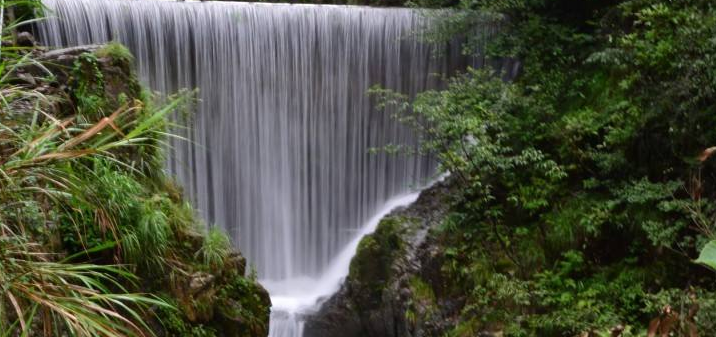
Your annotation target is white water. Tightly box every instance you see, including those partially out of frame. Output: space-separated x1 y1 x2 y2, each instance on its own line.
263 190 421 335
36 1 499 335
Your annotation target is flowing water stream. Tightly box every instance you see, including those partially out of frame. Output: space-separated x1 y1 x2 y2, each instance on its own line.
36 1 494 335
264 190 423 336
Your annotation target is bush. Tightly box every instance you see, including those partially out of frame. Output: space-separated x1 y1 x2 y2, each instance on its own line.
377 0 716 335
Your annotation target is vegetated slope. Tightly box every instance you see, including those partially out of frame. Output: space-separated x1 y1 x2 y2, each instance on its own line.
0 30 269 337
310 0 716 336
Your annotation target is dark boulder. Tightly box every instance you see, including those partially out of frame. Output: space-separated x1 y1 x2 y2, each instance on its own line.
305 178 457 337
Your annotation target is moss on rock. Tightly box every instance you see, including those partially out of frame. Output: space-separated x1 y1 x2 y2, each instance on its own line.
349 216 406 293
29 44 271 337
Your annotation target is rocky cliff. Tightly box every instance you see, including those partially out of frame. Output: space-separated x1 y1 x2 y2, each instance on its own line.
305 178 461 337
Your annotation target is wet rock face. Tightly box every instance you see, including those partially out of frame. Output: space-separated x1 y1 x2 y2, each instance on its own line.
305 179 457 337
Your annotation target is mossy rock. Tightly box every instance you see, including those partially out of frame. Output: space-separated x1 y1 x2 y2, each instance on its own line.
35 45 141 118
216 276 271 337
348 216 408 304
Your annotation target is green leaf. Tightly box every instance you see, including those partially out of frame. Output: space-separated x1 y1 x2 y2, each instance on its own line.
695 240 716 271
60 241 117 263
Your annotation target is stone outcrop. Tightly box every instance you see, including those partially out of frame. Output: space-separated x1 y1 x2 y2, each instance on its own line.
305 178 458 337
6 44 140 121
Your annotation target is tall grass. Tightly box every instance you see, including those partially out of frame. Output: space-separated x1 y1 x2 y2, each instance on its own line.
0 1 190 335
196 228 231 271
0 229 167 337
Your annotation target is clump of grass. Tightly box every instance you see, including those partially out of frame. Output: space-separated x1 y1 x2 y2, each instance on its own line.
96 41 135 64
0 98 180 334
121 198 173 272
408 276 436 304
164 200 196 234
196 228 231 271
0 225 172 337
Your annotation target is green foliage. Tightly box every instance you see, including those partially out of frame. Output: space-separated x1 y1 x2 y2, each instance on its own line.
72 52 107 116
0 224 173 336
696 241 716 271
96 41 135 65
462 273 531 335
530 255 647 335
372 68 566 213
376 0 716 335
123 197 173 271
349 216 407 295
155 298 218 337
216 276 270 336
0 22 184 331
408 276 436 304
196 227 231 271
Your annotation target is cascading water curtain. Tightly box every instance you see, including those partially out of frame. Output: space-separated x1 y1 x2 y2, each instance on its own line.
36 0 492 282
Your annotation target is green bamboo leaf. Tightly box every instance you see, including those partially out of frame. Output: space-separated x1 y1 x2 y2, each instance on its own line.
60 241 117 263
123 98 182 140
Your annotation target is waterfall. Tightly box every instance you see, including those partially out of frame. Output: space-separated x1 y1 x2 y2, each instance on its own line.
36 0 495 335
